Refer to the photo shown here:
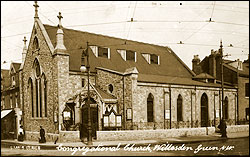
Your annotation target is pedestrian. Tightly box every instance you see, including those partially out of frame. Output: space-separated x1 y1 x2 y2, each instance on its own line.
39 126 46 143
18 126 24 141
218 120 227 138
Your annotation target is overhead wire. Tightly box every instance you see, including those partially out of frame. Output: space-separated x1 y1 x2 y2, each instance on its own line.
125 1 137 44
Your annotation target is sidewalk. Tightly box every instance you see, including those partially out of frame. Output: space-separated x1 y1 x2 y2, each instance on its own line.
1 131 249 150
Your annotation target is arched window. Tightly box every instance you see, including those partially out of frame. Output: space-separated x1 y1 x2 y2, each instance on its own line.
177 94 183 121
32 59 46 118
42 74 47 117
33 37 39 50
147 93 154 122
34 59 40 77
28 78 34 117
224 97 229 120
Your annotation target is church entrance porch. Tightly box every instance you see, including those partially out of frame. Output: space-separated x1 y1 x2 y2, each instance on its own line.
80 97 98 140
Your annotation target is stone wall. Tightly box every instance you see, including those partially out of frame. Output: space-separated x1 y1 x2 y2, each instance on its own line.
22 20 57 134
25 131 59 142
134 82 237 129
238 76 249 121
227 124 249 133
59 131 81 142
97 127 215 141
96 69 134 129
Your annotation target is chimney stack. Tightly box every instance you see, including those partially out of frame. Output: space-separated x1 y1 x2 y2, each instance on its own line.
192 55 201 74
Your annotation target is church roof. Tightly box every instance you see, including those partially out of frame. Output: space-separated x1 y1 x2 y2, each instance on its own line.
138 73 233 88
12 63 21 72
43 24 194 78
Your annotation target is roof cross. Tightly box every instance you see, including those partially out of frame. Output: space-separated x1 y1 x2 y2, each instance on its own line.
57 12 63 28
23 36 27 47
33 1 39 18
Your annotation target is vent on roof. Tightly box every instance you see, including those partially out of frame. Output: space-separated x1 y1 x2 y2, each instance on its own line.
142 53 160 65
117 49 136 62
89 46 110 59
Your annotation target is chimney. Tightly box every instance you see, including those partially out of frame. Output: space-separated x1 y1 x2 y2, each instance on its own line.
209 49 216 78
192 55 201 74
54 12 66 53
22 36 27 63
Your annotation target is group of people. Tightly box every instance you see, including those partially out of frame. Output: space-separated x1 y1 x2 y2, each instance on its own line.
18 126 46 143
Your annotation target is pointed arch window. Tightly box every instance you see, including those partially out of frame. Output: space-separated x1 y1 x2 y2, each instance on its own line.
28 78 34 117
32 59 47 118
33 37 39 50
177 94 183 121
224 97 229 120
42 74 47 117
147 93 154 122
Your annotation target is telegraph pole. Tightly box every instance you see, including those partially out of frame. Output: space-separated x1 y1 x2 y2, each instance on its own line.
219 40 227 138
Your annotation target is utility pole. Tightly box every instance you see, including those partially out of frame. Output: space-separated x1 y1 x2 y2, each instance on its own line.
219 40 227 138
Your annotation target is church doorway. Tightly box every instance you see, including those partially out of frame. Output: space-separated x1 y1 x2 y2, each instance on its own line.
80 97 98 140
201 93 209 127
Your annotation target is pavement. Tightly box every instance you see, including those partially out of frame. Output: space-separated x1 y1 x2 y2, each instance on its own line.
1 131 249 150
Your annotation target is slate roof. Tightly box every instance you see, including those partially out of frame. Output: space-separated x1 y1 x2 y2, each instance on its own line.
12 63 21 72
44 24 194 78
137 73 233 88
94 86 116 100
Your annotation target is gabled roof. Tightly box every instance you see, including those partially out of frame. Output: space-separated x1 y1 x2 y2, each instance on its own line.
44 24 194 78
10 62 21 73
12 63 21 71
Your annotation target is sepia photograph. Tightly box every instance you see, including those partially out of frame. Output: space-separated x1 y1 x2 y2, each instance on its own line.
1 1 249 156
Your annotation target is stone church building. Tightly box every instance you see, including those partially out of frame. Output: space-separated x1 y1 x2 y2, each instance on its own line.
19 2 238 142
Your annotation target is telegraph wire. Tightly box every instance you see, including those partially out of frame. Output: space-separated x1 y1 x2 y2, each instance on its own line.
125 1 137 44
183 22 210 42
210 1 216 21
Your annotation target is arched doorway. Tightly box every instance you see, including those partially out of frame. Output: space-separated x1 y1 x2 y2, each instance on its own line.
201 93 209 127
81 97 98 140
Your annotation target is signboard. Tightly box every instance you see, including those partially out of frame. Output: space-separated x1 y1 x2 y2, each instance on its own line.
63 111 71 120
109 112 116 127
103 116 109 127
165 110 170 119
126 108 132 120
216 110 220 118
116 115 122 127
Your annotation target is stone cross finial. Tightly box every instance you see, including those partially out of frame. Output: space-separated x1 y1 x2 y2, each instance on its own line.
57 12 63 28
23 36 27 45
33 1 39 18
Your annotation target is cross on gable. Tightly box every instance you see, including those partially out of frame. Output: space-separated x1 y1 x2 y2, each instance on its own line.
57 12 63 28
23 36 27 43
33 1 39 18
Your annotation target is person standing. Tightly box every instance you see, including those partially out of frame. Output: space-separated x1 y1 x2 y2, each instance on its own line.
39 126 46 143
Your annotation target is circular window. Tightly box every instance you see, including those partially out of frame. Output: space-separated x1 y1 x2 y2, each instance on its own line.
108 84 113 93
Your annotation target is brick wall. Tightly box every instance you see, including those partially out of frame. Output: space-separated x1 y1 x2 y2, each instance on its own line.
238 76 249 121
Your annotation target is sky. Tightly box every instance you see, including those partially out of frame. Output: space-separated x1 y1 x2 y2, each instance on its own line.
1 1 249 70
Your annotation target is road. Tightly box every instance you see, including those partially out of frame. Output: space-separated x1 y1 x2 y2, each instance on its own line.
1 137 249 156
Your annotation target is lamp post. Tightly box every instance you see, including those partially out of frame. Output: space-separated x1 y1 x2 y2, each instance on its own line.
80 42 92 145
219 40 227 138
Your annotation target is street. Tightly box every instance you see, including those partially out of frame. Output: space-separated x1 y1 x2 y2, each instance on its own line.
1 137 249 156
